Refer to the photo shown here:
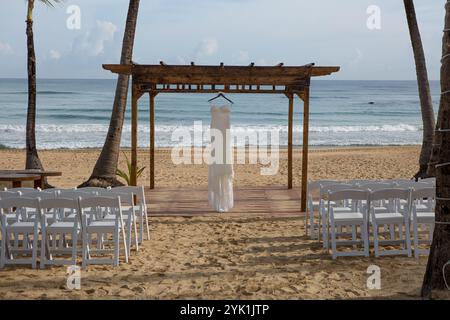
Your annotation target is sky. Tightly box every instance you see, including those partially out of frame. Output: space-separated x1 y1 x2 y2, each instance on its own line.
0 0 445 80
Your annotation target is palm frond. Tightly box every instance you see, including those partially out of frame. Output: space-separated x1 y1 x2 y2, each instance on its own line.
37 0 65 7
116 168 131 186
116 151 146 186
137 167 146 178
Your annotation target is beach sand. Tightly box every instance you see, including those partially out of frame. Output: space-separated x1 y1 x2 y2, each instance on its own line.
0 146 449 300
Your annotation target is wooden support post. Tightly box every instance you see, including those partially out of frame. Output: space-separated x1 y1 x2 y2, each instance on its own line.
149 92 156 189
288 93 294 189
131 82 139 186
301 88 310 212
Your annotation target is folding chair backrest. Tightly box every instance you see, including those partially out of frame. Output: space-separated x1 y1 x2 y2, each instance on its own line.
349 179 374 185
307 181 321 194
388 179 413 184
418 177 436 185
0 197 41 220
322 184 355 195
7 188 40 194
78 196 121 210
77 187 107 194
112 186 146 205
412 182 434 190
370 188 410 201
412 187 435 201
0 191 21 200
97 190 134 206
24 190 58 200
328 189 369 202
49 188 76 193
39 198 79 211
358 182 393 191
395 181 430 190
39 198 80 223
58 190 95 200
308 180 337 194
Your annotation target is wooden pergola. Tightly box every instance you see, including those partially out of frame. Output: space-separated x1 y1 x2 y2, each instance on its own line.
103 62 340 211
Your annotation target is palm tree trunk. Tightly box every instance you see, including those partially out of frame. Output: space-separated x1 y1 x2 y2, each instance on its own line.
421 2 450 299
25 0 46 174
79 0 140 188
404 0 436 179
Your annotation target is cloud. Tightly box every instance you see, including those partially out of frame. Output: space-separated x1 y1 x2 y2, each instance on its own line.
193 38 219 59
256 58 268 66
72 20 118 56
167 38 219 64
49 49 61 60
0 41 13 55
232 50 249 64
349 48 363 68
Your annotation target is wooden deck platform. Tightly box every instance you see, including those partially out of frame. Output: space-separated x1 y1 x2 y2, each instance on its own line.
146 186 305 217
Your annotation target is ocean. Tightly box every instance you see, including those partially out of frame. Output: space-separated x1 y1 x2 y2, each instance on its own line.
0 79 441 149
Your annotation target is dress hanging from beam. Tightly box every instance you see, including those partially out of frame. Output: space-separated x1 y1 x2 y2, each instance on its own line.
208 105 234 212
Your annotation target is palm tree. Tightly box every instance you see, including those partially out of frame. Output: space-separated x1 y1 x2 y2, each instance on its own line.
80 0 140 188
25 0 63 182
421 2 450 299
403 0 436 179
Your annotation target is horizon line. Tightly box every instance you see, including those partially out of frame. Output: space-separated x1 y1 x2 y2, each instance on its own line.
0 77 441 82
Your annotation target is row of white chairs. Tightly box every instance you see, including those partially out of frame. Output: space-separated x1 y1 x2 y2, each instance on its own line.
306 179 436 259
306 179 435 237
0 186 150 269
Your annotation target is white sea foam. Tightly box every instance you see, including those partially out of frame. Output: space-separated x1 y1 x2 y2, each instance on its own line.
0 123 422 134
0 122 423 149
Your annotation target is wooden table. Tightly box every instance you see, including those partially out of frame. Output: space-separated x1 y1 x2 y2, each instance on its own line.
0 173 42 189
0 170 62 189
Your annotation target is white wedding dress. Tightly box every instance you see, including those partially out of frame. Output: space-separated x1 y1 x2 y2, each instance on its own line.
208 105 234 212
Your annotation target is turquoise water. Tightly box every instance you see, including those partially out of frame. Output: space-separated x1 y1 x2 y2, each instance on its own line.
0 79 441 149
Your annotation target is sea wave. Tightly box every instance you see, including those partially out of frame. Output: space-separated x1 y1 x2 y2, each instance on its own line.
4 91 80 95
0 123 422 134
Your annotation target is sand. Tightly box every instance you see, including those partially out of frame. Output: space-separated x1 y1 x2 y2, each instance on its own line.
0 146 449 300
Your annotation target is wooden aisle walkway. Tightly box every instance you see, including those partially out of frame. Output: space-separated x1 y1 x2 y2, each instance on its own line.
146 186 304 217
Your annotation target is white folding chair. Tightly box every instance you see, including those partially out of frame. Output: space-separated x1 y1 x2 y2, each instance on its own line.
320 183 355 248
395 182 431 210
0 191 23 268
306 180 337 239
359 183 395 213
327 190 370 259
369 189 412 257
19 190 59 224
0 197 41 269
78 196 128 267
110 186 150 243
57 190 96 222
0 191 22 226
39 198 81 268
411 187 435 258
97 190 138 255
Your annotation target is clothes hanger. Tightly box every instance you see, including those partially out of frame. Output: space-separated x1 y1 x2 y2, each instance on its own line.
208 92 234 104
